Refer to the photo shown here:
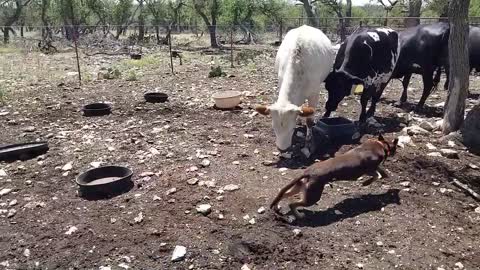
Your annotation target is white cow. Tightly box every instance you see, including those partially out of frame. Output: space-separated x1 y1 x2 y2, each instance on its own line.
256 25 334 155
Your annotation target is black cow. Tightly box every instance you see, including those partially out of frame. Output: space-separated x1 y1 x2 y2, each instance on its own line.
324 28 400 123
390 22 450 109
443 26 480 90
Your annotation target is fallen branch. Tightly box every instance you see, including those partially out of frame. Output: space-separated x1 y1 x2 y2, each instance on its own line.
452 179 480 201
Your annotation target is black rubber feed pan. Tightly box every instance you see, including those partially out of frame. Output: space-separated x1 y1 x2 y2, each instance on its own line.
0 142 49 162
82 103 111 117
130 53 142 60
144 92 168 103
76 166 133 199
313 117 360 145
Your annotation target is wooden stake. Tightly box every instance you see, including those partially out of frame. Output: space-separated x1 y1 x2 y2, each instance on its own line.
69 0 81 86
230 26 234 68
168 26 174 75
452 179 480 201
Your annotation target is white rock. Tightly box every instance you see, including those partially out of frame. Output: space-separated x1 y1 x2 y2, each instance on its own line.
388 250 396 254
7 209 16 218
223 184 240 192
241 264 251 270
426 143 437 150
200 159 211 167
356 263 364 269
171 245 187 262
432 182 440 186
257 207 266 214
397 135 414 148
149 148 160 155
90 162 102 168
118 263 129 269
153 195 161 201
427 152 442 157
0 188 12 196
400 181 410 187
253 149 259 154
440 149 459 159
434 102 445 108
196 204 212 215
396 113 412 124
454 262 464 270
134 212 144 223
166 188 177 195
279 167 288 172
65 226 78 235
447 140 456 147
8 199 17 207
293 229 302 236
243 134 254 138
23 249 30 257
187 178 199 185
99 266 112 270
0 169 6 177
376 241 384 246
419 121 435 131
0 261 9 267
248 218 256 225
62 162 73 171
435 119 444 130
232 161 240 165
403 125 430 136
468 164 479 170
440 188 447 194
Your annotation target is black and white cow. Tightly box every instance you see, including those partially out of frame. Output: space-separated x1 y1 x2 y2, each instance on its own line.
443 26 480 90
390 22 450 108
324 27 400 123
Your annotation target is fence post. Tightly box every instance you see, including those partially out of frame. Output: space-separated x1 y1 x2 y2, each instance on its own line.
230 26 234 68
168 26 174 75
279 20 283 44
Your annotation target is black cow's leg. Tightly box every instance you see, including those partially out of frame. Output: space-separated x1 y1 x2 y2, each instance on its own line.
417 69 434 110
444 65 450 91
359 86 373 123
399 73 412 104
367 82 389 119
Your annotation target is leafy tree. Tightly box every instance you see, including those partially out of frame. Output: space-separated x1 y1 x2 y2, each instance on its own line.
0 0 33 44
192 0 221 48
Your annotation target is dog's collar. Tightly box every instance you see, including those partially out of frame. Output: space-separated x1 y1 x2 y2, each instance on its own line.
371 139 391 162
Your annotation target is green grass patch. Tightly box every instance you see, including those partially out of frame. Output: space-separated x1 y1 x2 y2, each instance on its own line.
0 47 20 54
121 54 161 69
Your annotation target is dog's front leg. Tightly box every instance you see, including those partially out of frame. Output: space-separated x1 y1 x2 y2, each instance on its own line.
377 167 389 179
362 171 381 186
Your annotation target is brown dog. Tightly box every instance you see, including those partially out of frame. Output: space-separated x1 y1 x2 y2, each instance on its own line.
270 134 399 219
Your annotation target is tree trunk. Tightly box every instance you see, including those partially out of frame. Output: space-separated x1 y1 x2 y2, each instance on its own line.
345 0 352 27
138 0 145 42
155 25 160 44
208 25 218 48
404 0 422 27
3 28 11 44
301 0 318 27
443 0 470 134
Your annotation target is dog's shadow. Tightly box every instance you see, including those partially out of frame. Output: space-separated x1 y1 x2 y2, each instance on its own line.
290 189 401 227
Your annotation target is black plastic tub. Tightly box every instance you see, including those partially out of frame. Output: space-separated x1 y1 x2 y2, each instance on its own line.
0 142 49 162
144 92 168 103
130 53 142 60
312 117 360 145
76 166 133 199
82 103 111 117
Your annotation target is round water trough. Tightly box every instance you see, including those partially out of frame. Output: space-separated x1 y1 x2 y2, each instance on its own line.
130 53 142 60
82 103 111 117
0 142 49 162
144 92 168 103
212 91 241 109
76 165 133 199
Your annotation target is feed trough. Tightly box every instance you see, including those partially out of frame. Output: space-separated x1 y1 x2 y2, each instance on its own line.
312 117 360 145
212 91 241 109
76 165 133 199
130 53 142 60
0 142 49 162
144 92 168 103
82 103 111 117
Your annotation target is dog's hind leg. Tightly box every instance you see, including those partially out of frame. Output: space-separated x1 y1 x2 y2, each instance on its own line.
289 182 326 219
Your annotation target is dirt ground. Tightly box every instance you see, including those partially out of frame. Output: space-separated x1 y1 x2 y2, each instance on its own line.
1 44 480 270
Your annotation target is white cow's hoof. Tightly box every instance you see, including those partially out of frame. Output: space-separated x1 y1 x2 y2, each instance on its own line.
301 147 311 158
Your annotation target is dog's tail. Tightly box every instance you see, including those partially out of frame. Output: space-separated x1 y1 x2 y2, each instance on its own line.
270 174 308 210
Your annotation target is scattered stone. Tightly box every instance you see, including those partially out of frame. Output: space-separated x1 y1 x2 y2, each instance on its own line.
257 207 266 214
118 263 129 269
397 135 414 148
427 152 442 157
24 126 36 132
474 206 480 214
99 266 112 270
0 188 12 196
396 113 412 124
262 160 274 166
440 188 447 194
171 245 187 262
248 218 256 225
23 249 30 257
232 161 240 165
432 182 440 186
440 149 459 159
90 162 102 168
200 159 211 167
243 134 254 138
65 226 78 235
7 209 16 218
403 125 430 136
419 121 435 132
400 181 410 187
0 169 6 177
134 212 144 223
426 143 437 150
454 262 464 270
223 184 240 192
187 166 199 172
279 167 288 172
218 213 225 220
0 261 8 267
187 178 199 185
7 199 17 207
376 241 384 246
196 204 212 216
468 164 479 170
241 264 251 270
149 147 160 155
356 263 364 269
448 140 456 147
334 210 343 215
166 188 177 195
388 250 396 254
62 162 73 171
292 228 302 237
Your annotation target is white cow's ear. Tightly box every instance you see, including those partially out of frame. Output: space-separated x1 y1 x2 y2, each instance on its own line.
298 106 315 117
255 104 271 115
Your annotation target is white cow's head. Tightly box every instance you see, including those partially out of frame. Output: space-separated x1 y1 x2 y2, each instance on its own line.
256 103 315 152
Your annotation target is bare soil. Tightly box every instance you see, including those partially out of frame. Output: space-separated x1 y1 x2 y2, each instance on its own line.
0 45 479 270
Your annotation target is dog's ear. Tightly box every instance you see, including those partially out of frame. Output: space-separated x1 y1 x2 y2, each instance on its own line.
378 133 385 141
390 137 399 155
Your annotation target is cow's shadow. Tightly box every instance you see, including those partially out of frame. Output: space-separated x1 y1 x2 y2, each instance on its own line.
360 116 405 135
285 189 401 227
392 100 444 118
